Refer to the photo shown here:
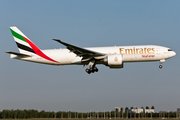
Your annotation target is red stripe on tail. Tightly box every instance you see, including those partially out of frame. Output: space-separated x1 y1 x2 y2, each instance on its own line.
23 37 59 63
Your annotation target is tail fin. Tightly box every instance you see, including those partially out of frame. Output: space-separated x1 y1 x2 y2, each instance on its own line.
10 26 37 55
9 26 59 63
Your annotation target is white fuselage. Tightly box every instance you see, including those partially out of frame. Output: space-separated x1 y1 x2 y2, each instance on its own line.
11 45 176 66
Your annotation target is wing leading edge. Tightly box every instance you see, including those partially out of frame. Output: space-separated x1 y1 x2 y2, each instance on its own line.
52 39 106 60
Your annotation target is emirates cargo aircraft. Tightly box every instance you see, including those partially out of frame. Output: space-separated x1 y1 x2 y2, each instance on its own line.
6 27 176 74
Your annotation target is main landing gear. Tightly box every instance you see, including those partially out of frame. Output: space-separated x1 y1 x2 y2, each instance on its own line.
85 60 99 74
159 59 165 69
85 66 99 74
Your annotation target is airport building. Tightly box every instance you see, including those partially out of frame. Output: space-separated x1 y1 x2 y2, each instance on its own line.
131 108 154 113
114 107 121 112
144 109 155 113
131 108 144 113
177 108 180 112
177 108 180 118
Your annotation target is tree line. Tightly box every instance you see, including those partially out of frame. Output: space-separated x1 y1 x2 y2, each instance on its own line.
0 109 178 119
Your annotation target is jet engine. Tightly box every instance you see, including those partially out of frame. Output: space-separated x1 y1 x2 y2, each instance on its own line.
104 54 123 68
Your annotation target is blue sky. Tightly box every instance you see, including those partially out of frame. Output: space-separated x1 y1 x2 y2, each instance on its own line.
1 0 180 112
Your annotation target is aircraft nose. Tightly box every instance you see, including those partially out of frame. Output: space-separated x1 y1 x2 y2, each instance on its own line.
172 51 176 57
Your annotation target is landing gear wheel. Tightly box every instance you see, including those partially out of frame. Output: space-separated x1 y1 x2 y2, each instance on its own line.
85 66 99 74
90 67 94 73
159 65 163 69
85 68 91 74
93 67 98 72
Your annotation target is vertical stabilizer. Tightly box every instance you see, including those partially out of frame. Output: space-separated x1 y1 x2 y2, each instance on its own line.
9 26 59 63
10 26 36 55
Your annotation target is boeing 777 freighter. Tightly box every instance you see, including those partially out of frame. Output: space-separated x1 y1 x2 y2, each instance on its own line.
6 27 176 74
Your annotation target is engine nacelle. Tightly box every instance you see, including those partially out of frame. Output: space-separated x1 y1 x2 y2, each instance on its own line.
104 54 123 68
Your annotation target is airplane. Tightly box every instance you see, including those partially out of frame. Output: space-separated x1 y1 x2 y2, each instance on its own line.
6 26 176 74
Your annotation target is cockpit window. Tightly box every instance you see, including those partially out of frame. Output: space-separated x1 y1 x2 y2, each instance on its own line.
168 49 172 51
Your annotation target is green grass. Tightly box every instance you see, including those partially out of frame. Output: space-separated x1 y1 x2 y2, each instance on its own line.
0 118 179 120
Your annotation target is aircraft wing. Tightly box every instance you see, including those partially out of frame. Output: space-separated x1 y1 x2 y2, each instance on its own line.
52 39 106 59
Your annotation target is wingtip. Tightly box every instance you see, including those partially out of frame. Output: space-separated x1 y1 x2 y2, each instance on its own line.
52 39 62 42
52 39 56 40
5 51 10 53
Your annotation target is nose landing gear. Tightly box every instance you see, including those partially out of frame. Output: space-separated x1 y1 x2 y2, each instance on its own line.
159 59 165 69
159 65 163 69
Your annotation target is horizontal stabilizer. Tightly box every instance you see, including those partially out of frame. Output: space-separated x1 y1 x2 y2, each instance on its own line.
5 51 31 58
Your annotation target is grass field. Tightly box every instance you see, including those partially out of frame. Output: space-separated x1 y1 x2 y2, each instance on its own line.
0 118 179 120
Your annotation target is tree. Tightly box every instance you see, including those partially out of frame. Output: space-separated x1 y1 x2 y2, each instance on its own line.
21 110 26 118
121 108 123 118
13 110 17 119
1 110 6 119
125 107 129 111
146 106 149 109
121 108 123 112
125 107 129 118
151 106 155 109
39 110 46 118
115 108 119 113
